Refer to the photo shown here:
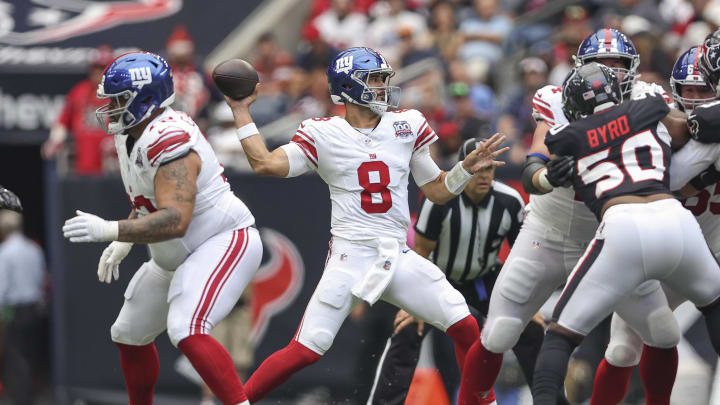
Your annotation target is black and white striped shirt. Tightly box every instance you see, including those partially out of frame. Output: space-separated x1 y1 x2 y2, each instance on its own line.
414 181 524 282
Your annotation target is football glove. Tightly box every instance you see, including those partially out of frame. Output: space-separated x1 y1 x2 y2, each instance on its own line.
0 185 22 212
98 241 133 283
63 210 119 243
546 156 575 188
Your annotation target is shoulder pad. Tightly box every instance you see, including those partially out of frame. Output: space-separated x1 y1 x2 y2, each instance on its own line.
532 85 565 126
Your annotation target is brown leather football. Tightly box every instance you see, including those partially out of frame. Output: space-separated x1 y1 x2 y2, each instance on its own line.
211 59 259 100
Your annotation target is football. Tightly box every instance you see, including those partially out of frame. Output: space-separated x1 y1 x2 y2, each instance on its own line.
211 59 259 100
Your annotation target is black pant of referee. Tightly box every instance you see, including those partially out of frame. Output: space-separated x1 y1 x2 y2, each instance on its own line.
367 271 551 405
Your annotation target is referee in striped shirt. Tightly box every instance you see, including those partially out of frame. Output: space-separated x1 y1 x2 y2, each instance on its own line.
367 139 552 405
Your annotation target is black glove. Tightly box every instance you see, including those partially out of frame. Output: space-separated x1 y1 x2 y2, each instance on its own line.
689 165 720 191
688 102 720 143
546 156 575 188
0 186 22 212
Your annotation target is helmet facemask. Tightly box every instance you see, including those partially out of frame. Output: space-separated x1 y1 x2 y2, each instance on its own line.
96 86 140 135
578 54 638 97
671 81 717 113
351 68 401 115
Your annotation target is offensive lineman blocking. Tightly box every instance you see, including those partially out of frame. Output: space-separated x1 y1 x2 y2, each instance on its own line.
62 52 259 405
223 47 507 404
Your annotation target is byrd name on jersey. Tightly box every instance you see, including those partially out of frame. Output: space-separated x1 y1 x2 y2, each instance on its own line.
288 109 438 242
545 92 671 220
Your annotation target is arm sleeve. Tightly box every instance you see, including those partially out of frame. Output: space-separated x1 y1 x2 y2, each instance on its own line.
410 145 442 187
414 198 446 241
413 115 439 152
280 143 315 177
688 101 720 143
290 122 319 168
669 140 720 190
148 127 197 167
531 85 565 126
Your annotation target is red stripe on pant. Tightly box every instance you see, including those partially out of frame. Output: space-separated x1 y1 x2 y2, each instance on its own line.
190 230 242 335
203 229 250 331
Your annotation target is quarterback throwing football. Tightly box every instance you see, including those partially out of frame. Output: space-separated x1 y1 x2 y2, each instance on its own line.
225 47 508 404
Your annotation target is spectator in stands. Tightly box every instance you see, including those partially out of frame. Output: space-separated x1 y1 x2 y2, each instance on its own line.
397 26 436 67
367 0 429 66
41 45 115 175
496 56 548 165
296 23 340 72
0 210 47 405
166 25 209 120
424 1 464 61
293 68 338 118
205 103 253 172
448 81 491 143
252 32 294 83
458 0 514 65
312 0 369 49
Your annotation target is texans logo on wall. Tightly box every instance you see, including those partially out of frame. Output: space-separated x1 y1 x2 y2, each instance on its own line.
0 0 181 45
251 228 305 345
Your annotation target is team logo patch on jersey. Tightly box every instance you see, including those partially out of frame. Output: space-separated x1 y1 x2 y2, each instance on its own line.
383 260 392 270
393 121 412 138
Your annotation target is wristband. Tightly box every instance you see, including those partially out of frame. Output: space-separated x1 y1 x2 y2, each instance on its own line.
104 221 120 241
445 162 473 195
236 123 259 142
537 168 553 191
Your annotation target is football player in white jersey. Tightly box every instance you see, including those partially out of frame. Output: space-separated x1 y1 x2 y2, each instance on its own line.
587 45 720 405
223 47 508 404
462 28 692 404
61 52 259 405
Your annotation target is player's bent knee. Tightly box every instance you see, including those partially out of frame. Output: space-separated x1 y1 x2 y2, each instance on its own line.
438 289 470 329
110 321 156 346
482 316 524 353
646 307 681 348
499 258 543 304
298 329 335 355
605 343 642 367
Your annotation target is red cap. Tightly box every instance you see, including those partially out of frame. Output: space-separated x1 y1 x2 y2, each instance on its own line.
166 25 194 54
90 45 114 68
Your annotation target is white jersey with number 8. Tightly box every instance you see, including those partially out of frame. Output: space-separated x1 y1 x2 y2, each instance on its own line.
281 109 439 243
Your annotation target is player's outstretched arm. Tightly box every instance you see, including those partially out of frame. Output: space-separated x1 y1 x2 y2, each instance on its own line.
420 133 509 204
223 88 291 177
63 152 201 244
522 121 556 195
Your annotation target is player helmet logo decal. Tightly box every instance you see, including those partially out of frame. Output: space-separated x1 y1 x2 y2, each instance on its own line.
249 228 305 345
0 0 181 46
129 66 152 89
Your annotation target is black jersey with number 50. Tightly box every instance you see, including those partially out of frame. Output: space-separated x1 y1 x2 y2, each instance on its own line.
545 92 671 220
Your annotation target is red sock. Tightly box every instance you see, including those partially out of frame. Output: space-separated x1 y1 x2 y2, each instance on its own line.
457 336 503 405
244 340 321 403
639 345 678 405
590 358 632 405
116 343 159 405
178 335 247 405
445 315 480 370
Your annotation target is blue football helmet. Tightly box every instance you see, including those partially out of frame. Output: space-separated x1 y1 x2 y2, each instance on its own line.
327 47 400 115
96 52 175 134
576 28 640 97
671 46 716 112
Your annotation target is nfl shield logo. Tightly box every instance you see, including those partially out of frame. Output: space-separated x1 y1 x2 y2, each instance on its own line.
393 121 412 138
135 152 143 168
383 260 392 270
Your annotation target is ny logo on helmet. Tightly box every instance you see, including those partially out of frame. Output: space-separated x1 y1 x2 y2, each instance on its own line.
335 56 354 74
129 67 152 89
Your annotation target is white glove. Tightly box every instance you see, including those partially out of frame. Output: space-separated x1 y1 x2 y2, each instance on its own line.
63 210 119 243
98 241 133 283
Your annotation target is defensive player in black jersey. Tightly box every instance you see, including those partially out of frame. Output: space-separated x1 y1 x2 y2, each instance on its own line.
530 63 720 404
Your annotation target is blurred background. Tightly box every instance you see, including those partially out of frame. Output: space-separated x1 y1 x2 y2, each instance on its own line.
1 0 719 404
